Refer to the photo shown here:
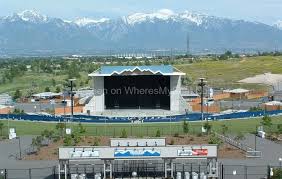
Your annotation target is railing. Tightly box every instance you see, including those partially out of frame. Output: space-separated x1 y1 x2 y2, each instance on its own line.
214 132 262 158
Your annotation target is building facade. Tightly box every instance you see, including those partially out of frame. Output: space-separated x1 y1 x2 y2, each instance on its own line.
84 65 185 115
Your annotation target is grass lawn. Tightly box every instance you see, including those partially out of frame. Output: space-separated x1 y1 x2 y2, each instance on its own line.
175 56 282 89
0 71 88 95
0 116 281 137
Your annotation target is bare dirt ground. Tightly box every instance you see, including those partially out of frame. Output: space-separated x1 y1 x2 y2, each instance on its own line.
24 135 245 160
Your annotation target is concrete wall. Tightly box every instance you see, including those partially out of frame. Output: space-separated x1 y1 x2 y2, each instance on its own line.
84 77 105 113
93 77 105 112
170 75 181 112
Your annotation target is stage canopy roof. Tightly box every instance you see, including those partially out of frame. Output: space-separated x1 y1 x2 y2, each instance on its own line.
89 65 185 77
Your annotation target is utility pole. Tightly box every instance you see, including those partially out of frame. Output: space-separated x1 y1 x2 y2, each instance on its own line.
198 78 207 121
186 32 190 56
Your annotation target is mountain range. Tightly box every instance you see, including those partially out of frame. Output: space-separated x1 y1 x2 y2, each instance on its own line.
0 9 282 56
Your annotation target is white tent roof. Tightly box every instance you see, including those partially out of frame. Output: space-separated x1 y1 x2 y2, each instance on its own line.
32 92 61 98
223 88 249 94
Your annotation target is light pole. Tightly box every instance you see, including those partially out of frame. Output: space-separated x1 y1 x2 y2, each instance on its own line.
198 78 207 122
279 157 282 178
68 79 76 121
17 136 22 160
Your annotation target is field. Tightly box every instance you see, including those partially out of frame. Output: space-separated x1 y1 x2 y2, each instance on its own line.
1 55 282 95
175 56 282 89
1 116 281 137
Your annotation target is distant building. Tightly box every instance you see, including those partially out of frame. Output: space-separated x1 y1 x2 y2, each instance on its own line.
273 91 282 102
0 93 13 105
223 88 250 99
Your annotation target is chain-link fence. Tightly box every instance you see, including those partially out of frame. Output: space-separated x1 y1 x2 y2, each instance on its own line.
0 167 57 179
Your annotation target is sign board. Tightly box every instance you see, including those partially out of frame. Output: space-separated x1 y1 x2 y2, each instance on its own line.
114 149 161 157
177 149 208 156
111 138 166 147
70 150 99 158
66 128 72 135
9 128 15 133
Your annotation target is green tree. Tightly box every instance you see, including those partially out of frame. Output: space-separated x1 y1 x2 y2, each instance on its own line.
45 87 51 92
0 122 4 136
261 115 272 128
183 120 189 134
203 122 212 134
51 78 56 87
56 123 66 137
13 89 22 100
221 124 229 135
208 133 223 145
63 135 73 146
121 129 127 138
55 86 61 93
277 124 282 134
181 75 193 86
41 129 54 144
78 123 86 134
31 136 43 152
155 129 161 137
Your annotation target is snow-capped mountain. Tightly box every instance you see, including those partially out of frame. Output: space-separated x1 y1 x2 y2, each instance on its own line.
274 20 282 30
0 9 282 56
73 17 110 27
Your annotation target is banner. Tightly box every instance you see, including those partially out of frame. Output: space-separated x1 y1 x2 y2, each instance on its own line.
177 149 208 156
114 149 160 157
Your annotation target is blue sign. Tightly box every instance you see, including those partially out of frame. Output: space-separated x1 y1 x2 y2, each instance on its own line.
114 149 160 157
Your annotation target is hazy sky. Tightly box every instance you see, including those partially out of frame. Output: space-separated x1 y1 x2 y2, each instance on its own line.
0 0 281 24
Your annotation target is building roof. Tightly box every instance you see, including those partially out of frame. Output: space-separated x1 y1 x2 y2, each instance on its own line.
32 92 61 98
223 88 250 94
89 65 185 77
264 101 282 106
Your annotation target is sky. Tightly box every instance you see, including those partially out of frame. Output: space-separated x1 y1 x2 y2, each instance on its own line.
0 0 281 24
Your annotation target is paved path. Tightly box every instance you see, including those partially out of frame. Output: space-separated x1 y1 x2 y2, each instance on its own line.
0 136 57 169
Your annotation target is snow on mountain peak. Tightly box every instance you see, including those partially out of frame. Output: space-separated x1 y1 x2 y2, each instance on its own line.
179 11 206 25
17 10 48 22
73 17 110 26
124 9 206 25
274 20 282 30
125 9 175 25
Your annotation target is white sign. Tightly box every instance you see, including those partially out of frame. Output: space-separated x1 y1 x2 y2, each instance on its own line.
66 128 72 135
70 150 99 158
177 149 193 156
9 128 15 133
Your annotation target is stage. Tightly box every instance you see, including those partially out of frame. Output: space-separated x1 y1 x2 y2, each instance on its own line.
91 109 183 117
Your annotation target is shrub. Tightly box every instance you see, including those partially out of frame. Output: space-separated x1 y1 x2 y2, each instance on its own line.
234 132 245 141
155 129 161 137
203 122 212 134
93 137 101 146
183 120 189 134
208 134 223 145
221 124 229 135
63 135 73 146
277 124 282 134
121 129 128 138
174 133 179 137
272 168 282 178
261 115 272 128
170 139 175 145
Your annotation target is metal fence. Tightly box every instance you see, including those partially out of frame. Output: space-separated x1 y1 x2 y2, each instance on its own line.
0 164 281 179
0 167 57 179
1 110 282 123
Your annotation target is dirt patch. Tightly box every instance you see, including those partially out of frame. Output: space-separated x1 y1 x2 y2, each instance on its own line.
24 135 245 160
